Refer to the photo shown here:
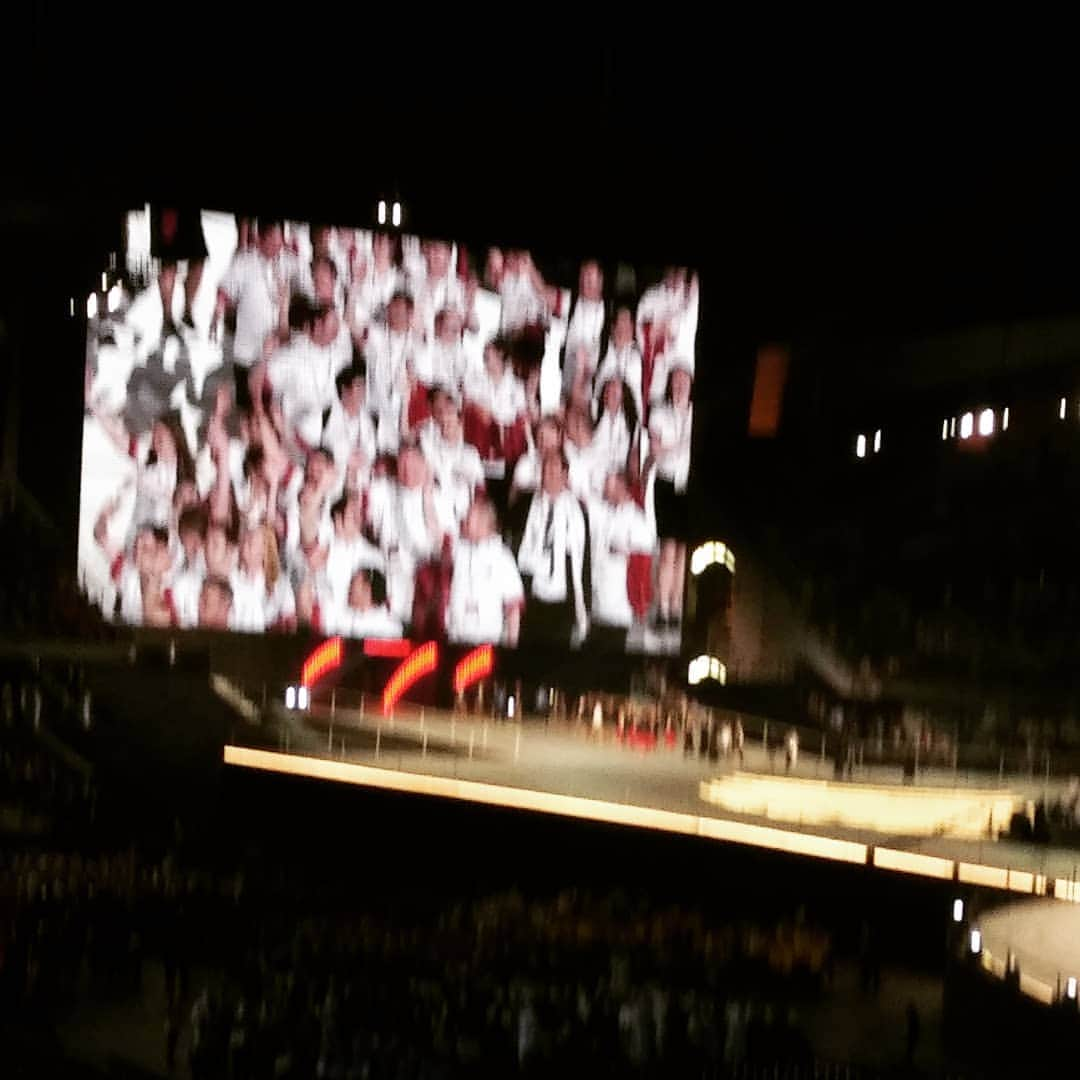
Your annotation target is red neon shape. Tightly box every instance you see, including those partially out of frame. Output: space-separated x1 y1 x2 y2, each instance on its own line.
363 637 414 659
301 637 343 688
382 641 439 714
452 644 494 695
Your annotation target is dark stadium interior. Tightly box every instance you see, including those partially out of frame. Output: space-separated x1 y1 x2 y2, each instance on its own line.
9 25 1080 1078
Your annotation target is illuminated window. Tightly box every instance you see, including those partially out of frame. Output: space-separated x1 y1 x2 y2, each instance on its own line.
959 413 974 440
855 434 867 459
978 408 995 437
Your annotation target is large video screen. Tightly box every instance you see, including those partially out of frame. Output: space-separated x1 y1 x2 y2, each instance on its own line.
79 209 698 654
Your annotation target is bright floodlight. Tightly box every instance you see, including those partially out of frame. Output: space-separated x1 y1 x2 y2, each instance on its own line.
969 928 982 955
101 271 108 292
377 200 387 225
1002 407 1010 431
873 429 882 453
87 293 98 320
297 686 309 710
507 695 515 719
69 297 75 318
952 898 964 923
959 412 974 440
855 434 867 459
1061 397 1067 421
1068 977 1078 1000
978 409 994 437
285 686 296 710
392 201 402 227
942 419 949 441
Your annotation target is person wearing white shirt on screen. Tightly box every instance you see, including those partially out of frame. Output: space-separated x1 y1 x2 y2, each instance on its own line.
636 266 699 362
196 575 233 631
411 240 466 343
499 251 548 333
562 260 606 403
587 471 655 652
267 303 349 454
563 407 608 501
172 521 237 629
414 308 471 397
463 254 503 374
229 525 296 634
322 567 403 640
595 305 644 420
463 339 528 509
648 364 693 629
366 444 456 628
447 499 524 646
325 491 385 607
347 231 403 339
321 365 378 488
591 376 639 478
509 415 564 507
211 218 298 412
517 452 589 648
426 405 486 521
647 350 696 408
365 291 421 448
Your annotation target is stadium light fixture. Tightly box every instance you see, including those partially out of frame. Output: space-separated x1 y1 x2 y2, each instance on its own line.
969 928 982 956
297 686 309 710
285 686 296 710
688 655 726 686
1060 397 1067 421
959 413 974 439
952 898 964 923
507 695 516 719
978 409 995 437
941 419 949 441
855 434 867 459
392 201 402 227
1002 407 1010 431
873 429 882 453
377 200 387 225
1068 977 1078 1000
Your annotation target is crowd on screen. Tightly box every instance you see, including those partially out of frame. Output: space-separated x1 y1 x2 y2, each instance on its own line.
84 212 698 654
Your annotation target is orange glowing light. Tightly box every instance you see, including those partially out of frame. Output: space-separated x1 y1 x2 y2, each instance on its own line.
363 638 414 659
301 637 343 688
382 641 438 714
452 645 494 695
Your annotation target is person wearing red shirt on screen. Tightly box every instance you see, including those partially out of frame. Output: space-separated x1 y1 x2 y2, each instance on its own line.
462 337 528 514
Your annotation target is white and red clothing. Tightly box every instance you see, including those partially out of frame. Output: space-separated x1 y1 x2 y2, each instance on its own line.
592 410 634 475
367 480 457 623
365 325 422 433
321 599 403 640
218 249 300 365
446 535 524 645
564 440 609 501
636 279 699 362
517 489 588 626
414 339 472 396
411 270 467 341
425 432 486 520
648 403 693 492
348 264 403 331
587 498 655 628
268 334 348 451
499 271 546 332
325 533 385 606
595 343 644 420
127 433 178 530
463 367 528 478
563 296 605 365
228 569 296 633
321 400 379 482
647 351 696 406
